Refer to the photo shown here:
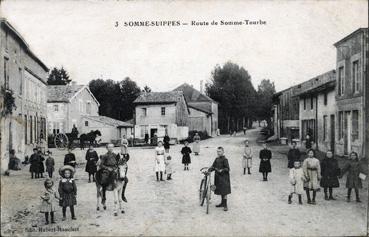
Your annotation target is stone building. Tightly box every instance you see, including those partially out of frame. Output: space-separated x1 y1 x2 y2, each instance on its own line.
133 91 189 142
173 83 218 136
334 28 368 157
295 70 336 153
0 18 49 172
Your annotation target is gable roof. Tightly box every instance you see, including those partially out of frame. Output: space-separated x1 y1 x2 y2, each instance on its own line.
47 85 100 106
334 28 368 47
83 115 133 128
173 83 215 103
133 91 184 104
0 18 49 72
188 102 212 114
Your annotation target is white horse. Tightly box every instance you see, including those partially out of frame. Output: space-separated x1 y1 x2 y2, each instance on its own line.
95 161 127 216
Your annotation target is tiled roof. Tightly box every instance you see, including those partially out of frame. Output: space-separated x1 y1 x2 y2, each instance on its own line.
133 91 184 104
83 115 133 127
47 85 84 102
188 103 212 114
173 83 214 102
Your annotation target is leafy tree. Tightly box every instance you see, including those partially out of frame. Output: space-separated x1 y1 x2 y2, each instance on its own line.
256 79 276 128
205 62 257 133
47 67 72 85
118 77 142 121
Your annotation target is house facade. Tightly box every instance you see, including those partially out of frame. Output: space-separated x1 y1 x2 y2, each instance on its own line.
173 83 218 136
133 91 189 142
0 19 49 172
295 71 336 153
47 84 100 135
334 28 368 157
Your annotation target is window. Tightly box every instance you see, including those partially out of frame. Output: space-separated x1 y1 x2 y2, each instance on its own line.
19 68 23 95
352 60 360 93
323 115 328 141
24 115 28 144
85 121 89 127
30 116 33 143
4 57 9 89
352 110 359 141
303 98 306 110
142 108 147 116
310 96 314 110
324 93 328 105
338 111 343 139
161 107 166 116
54 104 59 111
338 66 345 96
86 102 91 115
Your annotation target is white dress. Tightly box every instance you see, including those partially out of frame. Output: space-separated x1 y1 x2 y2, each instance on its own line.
289 168 305 195
154 147 166 172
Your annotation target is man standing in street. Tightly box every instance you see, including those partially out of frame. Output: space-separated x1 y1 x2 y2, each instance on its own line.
287 141 301 169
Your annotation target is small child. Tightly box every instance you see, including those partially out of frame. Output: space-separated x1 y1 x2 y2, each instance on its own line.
181 141 192 171
40 179 60 224
165 155 173 180
58 165 77 221
45 151 55 178
288 160 305 205
242 140 252 175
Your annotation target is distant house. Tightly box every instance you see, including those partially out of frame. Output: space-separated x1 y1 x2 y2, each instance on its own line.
334 28 368 157
173 83 218 136
133 91 189 142
294 70 336 153
47 84 132 144
82 115 133 144
0 18 49 172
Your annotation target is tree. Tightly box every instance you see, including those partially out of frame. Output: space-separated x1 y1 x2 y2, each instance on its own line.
142 85 152 93
89 77 141 121
256 79 276 128
47 67 72 85
205 61 257 133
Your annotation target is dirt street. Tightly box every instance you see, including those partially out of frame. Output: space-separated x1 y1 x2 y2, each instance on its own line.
1 128 367 236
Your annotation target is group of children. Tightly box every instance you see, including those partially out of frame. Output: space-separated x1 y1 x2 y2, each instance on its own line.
287 143 365 205
29 148 56 179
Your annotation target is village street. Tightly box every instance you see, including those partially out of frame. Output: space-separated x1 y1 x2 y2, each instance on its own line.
1 128 368 236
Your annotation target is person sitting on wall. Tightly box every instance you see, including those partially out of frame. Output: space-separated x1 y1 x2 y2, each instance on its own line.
8 149 21 171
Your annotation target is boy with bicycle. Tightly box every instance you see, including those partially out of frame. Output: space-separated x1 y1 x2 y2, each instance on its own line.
208 147 231 211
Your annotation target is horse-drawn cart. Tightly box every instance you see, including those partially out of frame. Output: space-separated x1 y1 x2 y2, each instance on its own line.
53 130 102 150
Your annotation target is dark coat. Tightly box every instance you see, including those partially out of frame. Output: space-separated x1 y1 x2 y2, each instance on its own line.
58 179 77 207
64 153 76 168
38 155 45 173
209 156 231 196
181 146 192 164
85 150 98 174
287 148 301 168
341 160 363 189
259 149 272 173
29 154 39 173
45 157 55 172
320 158 340 188
163 136 170 150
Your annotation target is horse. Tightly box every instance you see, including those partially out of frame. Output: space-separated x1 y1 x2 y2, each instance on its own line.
95 161 127 216
80 130 102 150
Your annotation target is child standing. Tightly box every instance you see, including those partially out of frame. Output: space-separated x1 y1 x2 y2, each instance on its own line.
320 150 340 200
40 179 59 224
58 165 77 220
302 149 321 205
154 141 166 181
242 140 253 175
340 151 364 202
181 141 192 171
259 142 272 181
288 160 305 205
165 155 173 180
45 151 55 178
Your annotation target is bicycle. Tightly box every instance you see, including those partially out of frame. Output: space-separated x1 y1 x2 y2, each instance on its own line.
199 167 216 214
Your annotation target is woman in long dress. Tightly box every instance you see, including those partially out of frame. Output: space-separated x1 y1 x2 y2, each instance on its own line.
193 133 201 155
154 141 166 181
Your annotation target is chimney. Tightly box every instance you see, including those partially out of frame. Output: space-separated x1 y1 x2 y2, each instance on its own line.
200 80 203 94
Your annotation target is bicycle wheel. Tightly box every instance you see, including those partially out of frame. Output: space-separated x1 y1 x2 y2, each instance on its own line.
199 179 205 206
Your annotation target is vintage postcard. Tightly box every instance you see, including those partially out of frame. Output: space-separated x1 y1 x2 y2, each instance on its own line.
0 0 368 236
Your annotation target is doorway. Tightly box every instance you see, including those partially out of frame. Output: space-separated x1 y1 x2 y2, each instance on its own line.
343 111 351 155
330 115 335 152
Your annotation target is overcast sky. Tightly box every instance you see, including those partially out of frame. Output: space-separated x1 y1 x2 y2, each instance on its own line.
1 0 367 92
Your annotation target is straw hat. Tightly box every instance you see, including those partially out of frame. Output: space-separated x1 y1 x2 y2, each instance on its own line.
59 165 75 177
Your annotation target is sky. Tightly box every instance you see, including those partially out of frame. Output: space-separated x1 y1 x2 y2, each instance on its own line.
1 0 368 92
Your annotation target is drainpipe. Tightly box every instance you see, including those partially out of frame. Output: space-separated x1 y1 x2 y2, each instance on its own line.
315 94 318 151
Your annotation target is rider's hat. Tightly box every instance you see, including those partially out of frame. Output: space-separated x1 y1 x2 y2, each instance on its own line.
59 165 75 177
